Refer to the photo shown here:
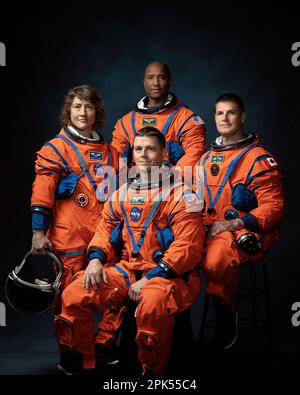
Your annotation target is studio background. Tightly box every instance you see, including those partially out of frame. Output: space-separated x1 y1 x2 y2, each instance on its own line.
0 0 299 377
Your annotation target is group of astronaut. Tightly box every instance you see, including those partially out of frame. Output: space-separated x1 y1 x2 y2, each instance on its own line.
30 61 284 376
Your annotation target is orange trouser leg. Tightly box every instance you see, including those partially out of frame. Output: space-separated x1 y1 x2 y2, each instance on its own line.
95 306 127 346
53 253 87 315
202 230 271 309
54 266 135 369
135 274 200 375
203 232 239 309
60 253 88 287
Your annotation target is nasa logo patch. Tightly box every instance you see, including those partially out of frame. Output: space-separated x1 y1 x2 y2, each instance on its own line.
130 207 142 222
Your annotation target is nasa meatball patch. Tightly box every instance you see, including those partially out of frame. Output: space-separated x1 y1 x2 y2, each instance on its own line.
130 207 142 222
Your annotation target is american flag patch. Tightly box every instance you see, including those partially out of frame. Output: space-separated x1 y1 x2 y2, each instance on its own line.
192 116 204 125
183 192 196 206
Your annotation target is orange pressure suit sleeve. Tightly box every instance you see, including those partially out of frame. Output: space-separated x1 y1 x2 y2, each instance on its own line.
31 142 68 209
111 116 131 159
247 165 284 233
87 190 121 263
175 108 206 169
158 194 205 276
109 143 120 173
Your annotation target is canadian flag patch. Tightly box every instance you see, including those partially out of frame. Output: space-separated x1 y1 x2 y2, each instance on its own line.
263 157 278 168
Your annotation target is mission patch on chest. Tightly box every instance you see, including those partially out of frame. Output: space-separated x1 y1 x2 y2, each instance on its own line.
142 118 157 126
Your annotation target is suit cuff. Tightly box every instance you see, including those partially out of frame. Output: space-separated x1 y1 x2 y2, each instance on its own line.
240 213 258 232
145 266 169 280
87 247 107 264
31 206 50 231
157 259 178 277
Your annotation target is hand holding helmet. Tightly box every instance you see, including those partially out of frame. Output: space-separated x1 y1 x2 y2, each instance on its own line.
31 230 53 255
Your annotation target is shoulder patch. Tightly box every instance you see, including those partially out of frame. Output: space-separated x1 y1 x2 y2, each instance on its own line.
183 192 196 206
262 157 278 168
191 115 204 126
183 191 204 212
248 154 280 180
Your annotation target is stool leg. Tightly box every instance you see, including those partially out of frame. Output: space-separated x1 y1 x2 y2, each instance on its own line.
262 261 273 350
250 263 259 362
198 294 210 347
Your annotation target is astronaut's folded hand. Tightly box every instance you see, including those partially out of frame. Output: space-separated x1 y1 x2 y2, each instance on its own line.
207 221 228 239
128 277 148 302
208 219 244 239
83 259 108 291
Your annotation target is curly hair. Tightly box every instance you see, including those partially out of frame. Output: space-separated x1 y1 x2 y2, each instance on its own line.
60 85 105 129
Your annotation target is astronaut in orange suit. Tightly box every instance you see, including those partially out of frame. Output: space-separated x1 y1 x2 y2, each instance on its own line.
96 61 206 356
55 126 205 375
31 85 119 294
195 93 284 350
112 61 206 170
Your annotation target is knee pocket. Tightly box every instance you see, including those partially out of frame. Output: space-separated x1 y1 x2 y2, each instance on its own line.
139 281 179 316
54 316 74 346
100 286 123 308
135 331 159 368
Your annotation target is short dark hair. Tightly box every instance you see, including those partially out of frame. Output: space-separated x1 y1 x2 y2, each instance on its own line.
134 126 166 149
215 93 245 112
144 61 171 79
60 85 105 129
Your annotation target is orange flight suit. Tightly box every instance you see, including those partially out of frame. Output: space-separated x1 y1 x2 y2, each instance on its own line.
31 127 119 288
195 133 284 308
111 94 206 168
55 172 205 374
97 94 206 346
